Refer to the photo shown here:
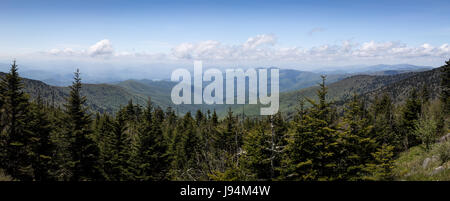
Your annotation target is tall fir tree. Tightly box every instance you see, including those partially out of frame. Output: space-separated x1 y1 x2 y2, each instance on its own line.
241 123 272 180
370 94 398 147
137 101 170 181
282 76 340 181
440 59 450 114
64 69 101 181
28 96 55 181
399 89 422 150
338 95 378 180
0 60 33 180
170 112 202 180
108 110 134 180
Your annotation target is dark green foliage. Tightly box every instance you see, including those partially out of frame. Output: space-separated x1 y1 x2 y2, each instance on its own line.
370 94 399 146
441 60 450 113
241 124 272 180
399 89 422 150
28 97 55 181
282 76 341 181
136 100 170 181
0 61 33 180
63 69 101 181
338 95 378 180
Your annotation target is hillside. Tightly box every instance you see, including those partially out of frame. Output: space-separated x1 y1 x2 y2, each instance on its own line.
278 69 348 92
230 67 442 117
0 72 148 114
393 141 450 181
0 66 441 117
364 67 442 104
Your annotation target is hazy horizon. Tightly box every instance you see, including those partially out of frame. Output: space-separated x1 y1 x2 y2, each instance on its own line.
1 0 449 76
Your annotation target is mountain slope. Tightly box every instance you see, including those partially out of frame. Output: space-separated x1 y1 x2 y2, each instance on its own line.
1 65 440 117
0 72 148 114
231 67 442 117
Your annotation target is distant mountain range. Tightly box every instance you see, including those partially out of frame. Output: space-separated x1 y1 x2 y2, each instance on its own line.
0 63 440 117
230 67 442 117
0 62 433 86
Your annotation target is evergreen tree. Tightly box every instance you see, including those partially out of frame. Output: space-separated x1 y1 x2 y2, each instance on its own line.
170 112 202 180
137 101 169 181
282 76 340 181
96 113 115 179
339 95 378 180
399 89 422 150
195 109 204 126
64 69 101 181
28 97 55 181
211 109 218 127
217 108 241 158
370 94 398 146
363 144 394 180
107 110 134 180
0 61 33 180
241 123 272 180
441 59 450 113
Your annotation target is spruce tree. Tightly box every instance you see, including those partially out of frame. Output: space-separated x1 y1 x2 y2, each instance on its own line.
363 144 394 180
0 61 33 180
64 69 101 181
370 94 398 146
282 76 340 181
28 97 55 181
339 95 377 180
170 112 202 180
440 59 450 113
108 110 133 180
211 109 218 127
137 101 169 181
399 89 422 149
241 123 272 180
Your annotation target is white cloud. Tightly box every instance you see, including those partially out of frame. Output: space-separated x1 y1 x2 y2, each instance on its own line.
40 35 450 67
48 48 76 56
243 34 276 49
88 39 114 57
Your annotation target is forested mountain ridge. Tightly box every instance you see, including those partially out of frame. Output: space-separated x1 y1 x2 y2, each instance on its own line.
233 67 442 117
0 72 149 114
364 67 442 104
0 65 437 116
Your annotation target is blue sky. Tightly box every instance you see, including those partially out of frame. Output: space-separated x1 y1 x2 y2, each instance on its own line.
0 0 449 71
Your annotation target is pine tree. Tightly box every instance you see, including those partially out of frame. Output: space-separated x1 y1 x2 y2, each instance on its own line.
28 96 55 181
195 109 204 126
0 61 33 180
363 144 394 180
211 109 218 127
370 94 398 146
96 113 115 179
282 76 340 181
399 89 422 150
217 108 241 158
241 123 272 180
64 69 101 181
137 101 169 181
170 112 202 180
339 95 378 180
108 110 134 180
441 59 450 113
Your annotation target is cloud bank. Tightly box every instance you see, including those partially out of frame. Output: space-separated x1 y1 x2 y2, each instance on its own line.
40 35 450 67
